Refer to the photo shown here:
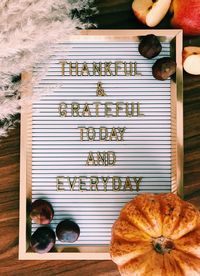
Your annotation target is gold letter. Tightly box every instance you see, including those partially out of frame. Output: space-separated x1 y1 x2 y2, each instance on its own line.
95 102 101 116
109 127 118 141
81 62 90 76
82 103 92 117
86 152 95 166
104 62 113 76
93 62 102 76
123 177 133 191
124 62 131 76
68 62 79 76
96 82 106 97
112 176 122 191
116 102 124 116
78 127 85 141
60 61 66 76
115 61 124 76
134 62 142 76
90 177 99 191
59 102 67 117
99 127 108 141
133 177 142 192
102 177 109 191
125 102 135 117
118 127 126 141
87 127 96 141
56 176 65 191
105 102 113 117
67 177 77 191
137 102 144 116
107 151 116 166
79 177 87 191
71 102 80 117
97 152 106 166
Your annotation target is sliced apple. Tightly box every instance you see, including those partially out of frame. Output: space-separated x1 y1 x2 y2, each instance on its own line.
132 0 171 27
183 47 200 75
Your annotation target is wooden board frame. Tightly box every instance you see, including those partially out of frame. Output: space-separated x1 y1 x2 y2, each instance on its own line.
19 29 183 260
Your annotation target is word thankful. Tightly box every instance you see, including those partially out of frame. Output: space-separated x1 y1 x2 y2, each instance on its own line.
56 176 142 192
59 102 144 117
60 61 142 76
79 127 126 141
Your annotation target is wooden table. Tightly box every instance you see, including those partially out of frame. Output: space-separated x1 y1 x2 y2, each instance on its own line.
0 0 199 275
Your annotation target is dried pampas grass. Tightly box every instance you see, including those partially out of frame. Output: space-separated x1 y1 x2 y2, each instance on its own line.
0 0 96 137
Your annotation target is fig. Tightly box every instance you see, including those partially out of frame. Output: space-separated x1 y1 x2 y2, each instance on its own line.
152 57 176 81
56 219 80 243
139 34 162 59
30 199 54 225
30 227 56 253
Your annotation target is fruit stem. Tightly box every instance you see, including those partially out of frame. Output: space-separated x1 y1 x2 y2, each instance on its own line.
153 236 174 254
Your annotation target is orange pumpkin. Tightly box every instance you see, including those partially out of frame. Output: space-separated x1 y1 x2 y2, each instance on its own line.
110 193 200 276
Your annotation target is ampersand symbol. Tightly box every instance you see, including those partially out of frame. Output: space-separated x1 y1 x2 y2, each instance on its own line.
96 81 107 97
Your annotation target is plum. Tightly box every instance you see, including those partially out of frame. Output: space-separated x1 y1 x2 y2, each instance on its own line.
30 227 55 253
152 57 176 80
139 34 162 59
56 219 80 243
30 199 54 225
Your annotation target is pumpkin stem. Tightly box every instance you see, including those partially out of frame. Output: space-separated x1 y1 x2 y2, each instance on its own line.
153 236 174 254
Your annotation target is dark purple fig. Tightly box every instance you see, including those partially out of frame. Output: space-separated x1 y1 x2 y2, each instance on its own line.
30 227 55 253
139 34 162 59
30 199 54 225
56 220 80 243
152 57 176 80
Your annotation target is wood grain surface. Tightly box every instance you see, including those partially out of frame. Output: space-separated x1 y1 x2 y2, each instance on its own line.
0 0 199 275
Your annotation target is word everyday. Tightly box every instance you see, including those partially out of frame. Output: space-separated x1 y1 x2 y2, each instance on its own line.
56 176 142 192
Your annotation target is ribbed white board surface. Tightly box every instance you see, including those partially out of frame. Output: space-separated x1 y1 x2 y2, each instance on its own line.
32 41 171 246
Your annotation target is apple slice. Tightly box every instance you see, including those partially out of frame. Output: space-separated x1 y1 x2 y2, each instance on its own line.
183 47 200 75
132 0 171 27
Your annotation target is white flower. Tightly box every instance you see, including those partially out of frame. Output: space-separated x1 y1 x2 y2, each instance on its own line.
0 0 96 136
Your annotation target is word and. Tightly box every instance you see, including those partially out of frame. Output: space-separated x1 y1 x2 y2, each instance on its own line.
86 151 116 166
56 176 142 192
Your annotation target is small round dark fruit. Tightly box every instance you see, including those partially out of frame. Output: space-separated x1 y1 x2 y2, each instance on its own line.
139 34 162 59
30 227 55 254
56 220 80 243
152 57 176 81
30 199 54 225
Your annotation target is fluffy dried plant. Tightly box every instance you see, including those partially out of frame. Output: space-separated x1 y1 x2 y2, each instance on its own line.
0 0 96 137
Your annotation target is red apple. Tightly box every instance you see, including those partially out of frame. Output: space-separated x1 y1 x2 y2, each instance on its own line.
170 0 200 35
183 46 200 75
132 0 172 27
